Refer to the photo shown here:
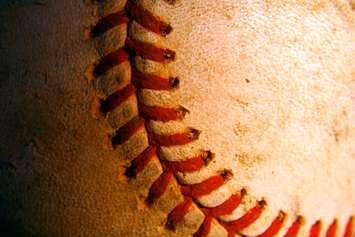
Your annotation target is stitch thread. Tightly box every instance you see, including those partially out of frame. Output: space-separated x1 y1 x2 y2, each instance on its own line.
258 211 286 237
284 216 304 237
149 128 200 147
181 171 232 198
147 170 174 204
125 37 176 62
91 11 129 38
193 210 213 237
325 219 337 237
207 191 245 217
125 1 172 36
166 197 193 230
100 84 136 114
224 200 266 233
94 48 129 76
132 67 179 90
125 146 157 178
111 117 145 145
309 220 322 237
344 217 354 237
139 104 188 122
165 151 212 173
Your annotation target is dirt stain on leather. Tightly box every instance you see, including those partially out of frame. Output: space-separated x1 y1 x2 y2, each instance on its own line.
235 152 265 169
332 109 350 143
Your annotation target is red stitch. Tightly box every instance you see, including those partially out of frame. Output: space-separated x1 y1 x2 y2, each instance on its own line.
181 172 231 198
139 104 188 122
228 232 235 237
207 191 245 217
91 11 129 37
193 213 213 237
94 48 129 76
132 67 179 91
126 0 172 36
225 200 266 233
309 220 322 237
166 197 193 230
165 151 212 173
125 146 157 178
344 216 354 237
126 37 176 62
147 170 174 203
100 84 136 114
284 216 304 237
258 211 286 237
325 219 337 237
149 128 200 147
111 117 145 145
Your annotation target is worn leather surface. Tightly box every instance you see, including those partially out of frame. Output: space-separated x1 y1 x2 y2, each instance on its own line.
0 0 354 236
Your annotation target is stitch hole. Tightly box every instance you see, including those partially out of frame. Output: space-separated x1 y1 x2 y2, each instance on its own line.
188 128 201 140
220 169 233 181
163 49 176 60
202 151 214 166
169 76 180 89
160 23 173 36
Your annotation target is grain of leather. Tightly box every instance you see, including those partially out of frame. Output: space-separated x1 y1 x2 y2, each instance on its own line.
0 0 354 236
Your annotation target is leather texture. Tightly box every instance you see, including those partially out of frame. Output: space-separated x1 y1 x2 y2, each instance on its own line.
0 0 354 236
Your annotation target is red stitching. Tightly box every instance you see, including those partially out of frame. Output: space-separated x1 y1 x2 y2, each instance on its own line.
126 1 172 36
181 171 232 198
139 104 188 122
165 151 212 173
225 200 266 233
132 67 179 91
325 219 338 237
284 216 304 237
166 197 193 230
344 216 354 237
147 170 174 203
149 128 200 147
94 48 129 76
111 117 145 145
100 84 136 114
125 146 157 178
91 11 129 38
258 211 286 237
309 220 322 237
193 211 213 237
126 37 176 62
207 191 245 217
